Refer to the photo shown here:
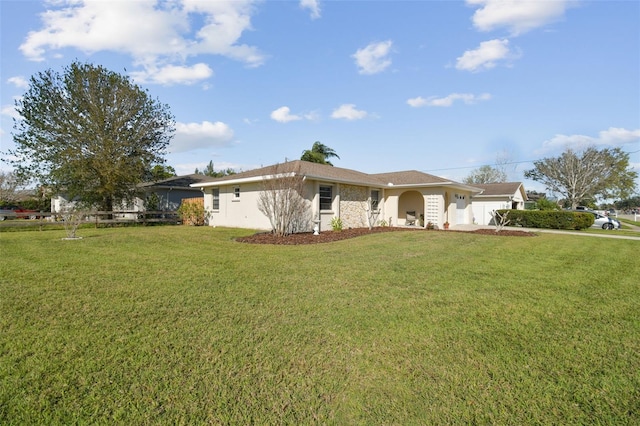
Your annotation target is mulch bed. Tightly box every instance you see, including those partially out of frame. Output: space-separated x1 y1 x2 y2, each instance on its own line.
236 227 536 245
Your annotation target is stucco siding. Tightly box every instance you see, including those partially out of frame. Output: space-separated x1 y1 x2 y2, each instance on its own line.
206 180 315 231
208 182 273 230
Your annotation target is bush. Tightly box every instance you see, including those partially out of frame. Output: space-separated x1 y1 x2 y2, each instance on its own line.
177 199 208 226
497 209 594 230
535 198 559 211
330 217 343 231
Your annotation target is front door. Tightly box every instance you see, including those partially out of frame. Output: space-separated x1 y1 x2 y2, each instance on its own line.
456 194 466 224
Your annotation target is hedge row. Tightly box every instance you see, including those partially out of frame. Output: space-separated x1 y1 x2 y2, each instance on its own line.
496 209 594 230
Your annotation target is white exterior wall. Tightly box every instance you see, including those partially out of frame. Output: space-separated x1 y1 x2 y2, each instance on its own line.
471 200 513 225
207 182 272 230
384 188 475 228
200 177 476 231
471 189 525 225
205 180 316 231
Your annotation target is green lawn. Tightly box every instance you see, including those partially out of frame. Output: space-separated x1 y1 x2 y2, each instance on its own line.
1 226 638 424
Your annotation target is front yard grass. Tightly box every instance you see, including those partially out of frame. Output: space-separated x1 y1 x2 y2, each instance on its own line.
1 226 638 424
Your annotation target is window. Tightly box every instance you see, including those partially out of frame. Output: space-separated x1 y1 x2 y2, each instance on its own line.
319 185 332 210
212 188 219 210
234 186 240 199
371 190 380 210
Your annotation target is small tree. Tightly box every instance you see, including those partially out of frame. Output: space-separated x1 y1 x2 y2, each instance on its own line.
60 206 86 239
177 198 208 226
364 198 381 230
257 164 310 236
490 209 510 232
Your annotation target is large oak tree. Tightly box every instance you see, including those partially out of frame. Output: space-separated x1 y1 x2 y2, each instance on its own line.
9 61 175 211
524 147 637 209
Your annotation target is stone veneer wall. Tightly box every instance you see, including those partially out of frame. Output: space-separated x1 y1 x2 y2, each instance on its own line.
339 184 368 228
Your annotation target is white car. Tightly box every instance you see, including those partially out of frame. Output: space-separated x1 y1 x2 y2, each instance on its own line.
588 211 621 230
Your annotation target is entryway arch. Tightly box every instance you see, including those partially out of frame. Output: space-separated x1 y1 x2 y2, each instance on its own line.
398 190 423 226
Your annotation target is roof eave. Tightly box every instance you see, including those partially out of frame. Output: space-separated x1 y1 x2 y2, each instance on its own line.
389 182 483 192
190 173 297 188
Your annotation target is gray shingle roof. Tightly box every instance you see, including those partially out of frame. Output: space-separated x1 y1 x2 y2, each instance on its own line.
474 182 525 197
139 174 211 189
194 160 479 190
371 170 451 185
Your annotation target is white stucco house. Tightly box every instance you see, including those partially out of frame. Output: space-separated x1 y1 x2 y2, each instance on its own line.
470 182 527 225
191 160 484 232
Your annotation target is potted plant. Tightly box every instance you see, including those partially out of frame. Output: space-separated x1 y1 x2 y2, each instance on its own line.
443 221 450 230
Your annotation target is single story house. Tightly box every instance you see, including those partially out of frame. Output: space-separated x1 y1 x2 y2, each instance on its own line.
51 174 208 215
191 160 484 232
135 174 209 211
470 182 527 225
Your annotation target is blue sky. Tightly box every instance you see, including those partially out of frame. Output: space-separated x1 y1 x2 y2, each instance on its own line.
1 0 639 194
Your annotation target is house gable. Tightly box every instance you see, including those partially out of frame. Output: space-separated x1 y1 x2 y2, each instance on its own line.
471 182 527 225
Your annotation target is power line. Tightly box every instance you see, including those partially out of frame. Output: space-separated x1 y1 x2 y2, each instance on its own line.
423 160 535 173
424 147 640 174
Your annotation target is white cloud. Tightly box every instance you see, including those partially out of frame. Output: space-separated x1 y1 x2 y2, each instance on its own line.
331 104 367 120
456 38 518 72
130 63 213 86
1 100 21 120
300 0 321 19
538 127 640 154
7 76 28 89
407 93 491 107
19 0 264 82
467 0 572 36
407 97 428 108
170 121 235 153
270 106 302 123
352 40 393 75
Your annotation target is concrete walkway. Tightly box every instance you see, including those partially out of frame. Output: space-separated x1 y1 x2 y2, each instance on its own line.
453 224 640 241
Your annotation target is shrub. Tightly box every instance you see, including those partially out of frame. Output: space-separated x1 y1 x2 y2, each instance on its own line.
535 198 560 211
497 209 594 230
330 217 343 231
177 199 207 226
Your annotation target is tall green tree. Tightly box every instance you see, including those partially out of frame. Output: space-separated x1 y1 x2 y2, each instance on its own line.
463 165 507 184
300 141 340 166
147 164 176 181
615 196 640 211
0 171 23 205
524 147 637 209
194 160 236 177
8 61 175 211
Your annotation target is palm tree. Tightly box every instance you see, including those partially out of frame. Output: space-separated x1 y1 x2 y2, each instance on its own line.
300 141 340 166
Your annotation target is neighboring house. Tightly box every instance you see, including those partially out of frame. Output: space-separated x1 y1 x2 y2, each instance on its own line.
191 160 483 231
51 174 209 214
136 174 209 211
471 182 527 225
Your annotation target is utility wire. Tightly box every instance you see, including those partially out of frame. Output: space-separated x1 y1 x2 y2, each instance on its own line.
423 159 535 173
424 147 639 174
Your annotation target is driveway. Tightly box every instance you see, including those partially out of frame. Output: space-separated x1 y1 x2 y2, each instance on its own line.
454 224 640 241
